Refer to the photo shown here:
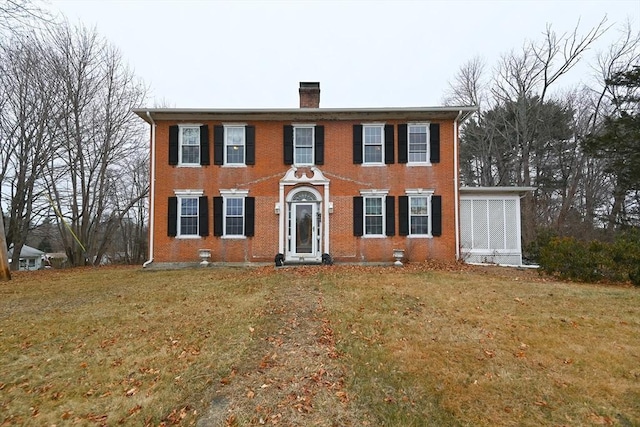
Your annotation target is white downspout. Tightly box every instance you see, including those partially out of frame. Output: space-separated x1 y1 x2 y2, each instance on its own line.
143 111 157 268
453 111 462 261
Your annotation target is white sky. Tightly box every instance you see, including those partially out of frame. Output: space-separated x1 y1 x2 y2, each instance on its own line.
49 0 639 109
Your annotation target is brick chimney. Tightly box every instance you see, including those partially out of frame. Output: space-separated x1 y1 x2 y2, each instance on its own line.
299 82 320 108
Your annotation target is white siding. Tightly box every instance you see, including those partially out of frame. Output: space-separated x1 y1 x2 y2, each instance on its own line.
460 195 523 266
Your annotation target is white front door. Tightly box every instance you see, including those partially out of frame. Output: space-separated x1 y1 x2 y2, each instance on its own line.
290 202 320 259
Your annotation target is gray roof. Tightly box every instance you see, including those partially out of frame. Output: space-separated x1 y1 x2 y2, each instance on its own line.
133 106 478 124
7 244 45 258
460 186 536 195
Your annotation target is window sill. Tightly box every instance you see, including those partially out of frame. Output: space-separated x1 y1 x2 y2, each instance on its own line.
221 164 247 168
222 235 247 240
176 235 202 239
361 234 387 238
406 162 432 167
176 164 202 168
361 163 385 167
407 234 433 238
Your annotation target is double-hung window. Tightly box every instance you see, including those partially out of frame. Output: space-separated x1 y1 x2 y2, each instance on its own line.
408 124 429 163
363 124 384 164
215 190 255 238
400 190 437 237
364 196 384 235
409 196 430 235
294 126 314 165
179 126 200 165
353 191 395 237
179 197 199 236
168 191 208 238
224 197 244 236
225 126 245 165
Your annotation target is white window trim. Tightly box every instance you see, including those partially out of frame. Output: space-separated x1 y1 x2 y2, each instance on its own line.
362 123 385 166
178 124 202 167
407 123 431 166
360 189 388 238
174 189 204 239
220 189 249 239
406 189 433 238
293 124 315 166
223 124 247 167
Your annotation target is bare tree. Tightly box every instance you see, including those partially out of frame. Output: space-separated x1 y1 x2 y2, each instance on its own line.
447 17 620 249
0 0 53 34
0 33 59 270
43 24 148 266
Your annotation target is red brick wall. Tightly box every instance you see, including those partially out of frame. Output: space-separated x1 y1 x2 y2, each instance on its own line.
151 118 458 264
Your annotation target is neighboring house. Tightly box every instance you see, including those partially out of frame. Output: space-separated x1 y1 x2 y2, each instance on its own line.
135 82 526 267
7 244 45 271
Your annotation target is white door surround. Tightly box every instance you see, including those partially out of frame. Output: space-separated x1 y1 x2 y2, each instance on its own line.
277 167 331 262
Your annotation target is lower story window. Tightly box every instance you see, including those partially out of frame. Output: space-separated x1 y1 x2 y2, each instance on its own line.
215 190 255 238
364 196 384 236
180 197 199 236
225 197 244 236
409 196 430 235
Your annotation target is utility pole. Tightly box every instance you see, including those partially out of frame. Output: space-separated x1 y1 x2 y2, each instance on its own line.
0 212 11 281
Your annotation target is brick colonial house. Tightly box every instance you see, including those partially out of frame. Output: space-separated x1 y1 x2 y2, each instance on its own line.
135 83 526 267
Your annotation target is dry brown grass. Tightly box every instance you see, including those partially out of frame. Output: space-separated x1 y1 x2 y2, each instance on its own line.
1 264 638 426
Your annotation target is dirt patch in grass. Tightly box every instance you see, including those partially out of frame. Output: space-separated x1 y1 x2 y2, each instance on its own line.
198 272 359 426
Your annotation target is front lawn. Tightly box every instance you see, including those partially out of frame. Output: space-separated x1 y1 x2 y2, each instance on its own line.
1 265 638 426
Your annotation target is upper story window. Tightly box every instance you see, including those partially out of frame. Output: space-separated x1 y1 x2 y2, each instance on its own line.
179 126 201 165
169 124 209 166
353 124 394 165
398 123 439 165
283 125 324 166
225 126 245 165
214 125 255 166
363 125 384 164
408 124 429 164
294 126 314 165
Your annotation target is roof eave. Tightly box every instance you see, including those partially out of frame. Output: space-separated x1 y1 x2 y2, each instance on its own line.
133 106 478 124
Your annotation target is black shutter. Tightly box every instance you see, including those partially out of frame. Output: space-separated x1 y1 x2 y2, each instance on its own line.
314 125 324 165
397 124 408 164
431 195 442 236
399 196 409 236
169 125 179 165
353 124 363 164
168 196 177 237
353 196 363 236
246 125 255 165
199 196 209 236
384 124 394 164
430 123 440 163
200 125 210 165
214 125 224 165
284 125 294 165
213 196 223 236
245 197 255 237
385 196 395 236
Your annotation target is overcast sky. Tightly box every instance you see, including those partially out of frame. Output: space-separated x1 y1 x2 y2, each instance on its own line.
49 0 639 109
